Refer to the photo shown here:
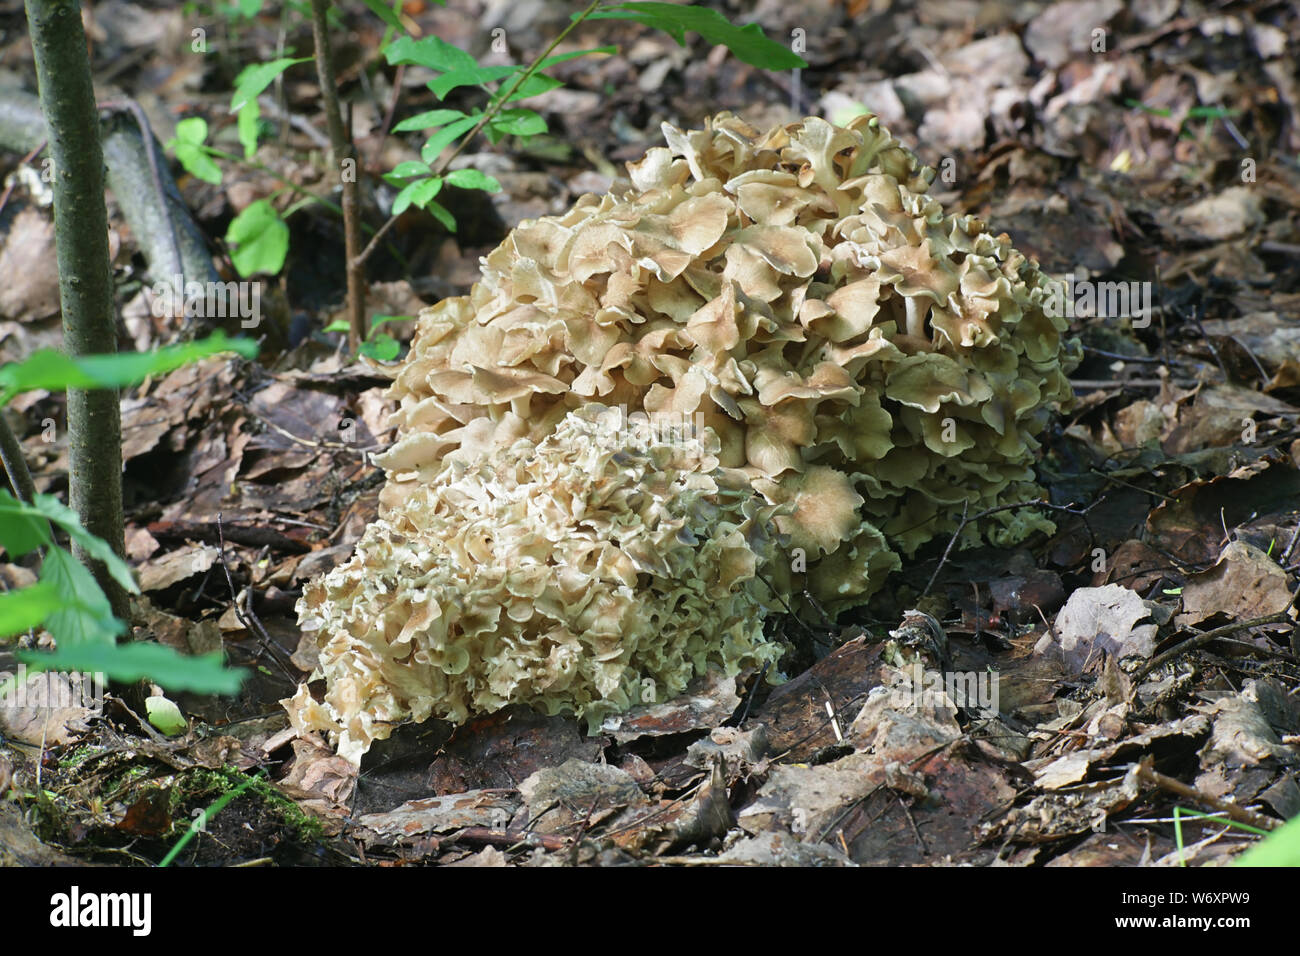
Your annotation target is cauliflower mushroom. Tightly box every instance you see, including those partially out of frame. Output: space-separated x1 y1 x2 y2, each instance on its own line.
292 112 1080 761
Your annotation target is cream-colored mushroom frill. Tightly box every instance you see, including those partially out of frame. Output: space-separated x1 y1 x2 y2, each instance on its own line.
289 113 1079 762
291 407 785 764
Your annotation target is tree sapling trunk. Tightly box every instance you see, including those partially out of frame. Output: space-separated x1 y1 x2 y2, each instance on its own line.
24 0 128 618
308 0 366 352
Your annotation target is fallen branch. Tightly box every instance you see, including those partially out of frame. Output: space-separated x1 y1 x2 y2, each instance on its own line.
445 827 570 852
1134 758 1279 832
0 87 218 305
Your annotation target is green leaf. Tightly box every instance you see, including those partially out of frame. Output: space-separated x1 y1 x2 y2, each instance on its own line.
428 64 519 99
237 99 261 160
231 57 312 113
226 199 289 276
390 160 433 179
19 643 247 695
1125 99 1173 118
533 46 617 69
586 3 807 69
360 0 405 32
0 491 53 557
500 73 563 103
39 546 123 647
322 319 351 333
420 115 478 163
369 314 414 329
174 117 209 146
1236 814 1300 866
390 182 423 215
538 47 618 67
168 122 222 186
0 333 259 405
444 168 501 192
385 34 477 72
392 108 466 133
0 581 62 640
29 494 138 595
146 695 189 735
487 109 547 138
425 199 456 232
390 176 443 216
359 332 401 362
173 145 222 185
429 47 616 101
1185 105 1239 120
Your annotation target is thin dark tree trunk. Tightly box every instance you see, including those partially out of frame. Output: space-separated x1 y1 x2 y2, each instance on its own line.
24 0 127 618
308 0 366 352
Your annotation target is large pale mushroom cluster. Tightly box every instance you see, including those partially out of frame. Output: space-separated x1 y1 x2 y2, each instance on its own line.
290 406 785 763
290 113 1079 761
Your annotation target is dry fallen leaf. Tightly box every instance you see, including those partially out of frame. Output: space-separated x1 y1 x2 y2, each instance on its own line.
1176 539 1295 628
1037 584 1159 675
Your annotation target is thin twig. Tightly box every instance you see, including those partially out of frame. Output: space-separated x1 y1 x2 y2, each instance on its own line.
1281 518 1300 567
899 794 927 855
371 62 406 168
1070 378 1201 389
1213 637 1300 664
446 826 569 852
920 498 1100 597
1134 758 1279 832
257 94 331 150
732 660 769 727
201 145 343 213
1082 346 1179 365
0 413 39 505
1227 335 1270 384
753 567 823 643
1127 586 1300 687
0 139 47 219
651 855 761 866
215 513 298 685
1186 297 1229 382
1088 468 1177 501
434 0 602 178
1259 241 1300 256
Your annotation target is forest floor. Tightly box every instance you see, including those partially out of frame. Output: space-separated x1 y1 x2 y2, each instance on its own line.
1 0 1298 866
